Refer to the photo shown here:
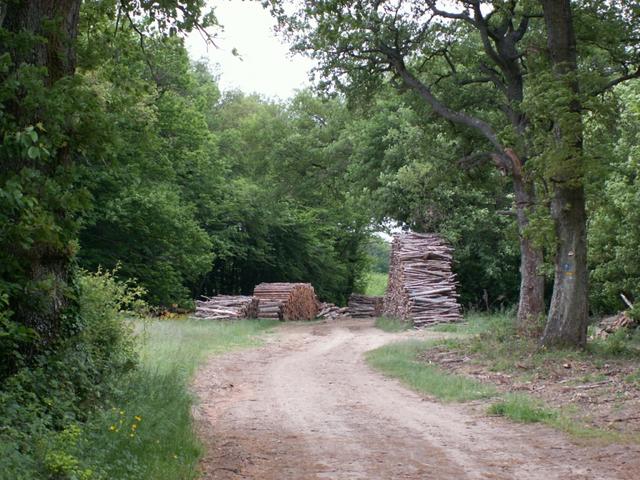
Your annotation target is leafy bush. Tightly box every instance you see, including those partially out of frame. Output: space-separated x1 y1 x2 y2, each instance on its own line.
0 269 144 479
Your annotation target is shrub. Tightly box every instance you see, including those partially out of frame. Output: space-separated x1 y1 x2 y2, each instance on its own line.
0 268 145 478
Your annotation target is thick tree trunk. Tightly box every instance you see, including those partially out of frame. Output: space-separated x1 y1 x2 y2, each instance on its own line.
512 173 545 333
544 184 588 346
539 0 589 347
3 0 82 345
2 1 81 82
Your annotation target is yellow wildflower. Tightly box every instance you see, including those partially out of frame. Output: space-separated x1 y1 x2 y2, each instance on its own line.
134 415 142 422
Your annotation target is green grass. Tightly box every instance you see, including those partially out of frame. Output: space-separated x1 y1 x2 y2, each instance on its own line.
84 318 278 480
428 311 516 336
366 340 497 402
363 271 388 296
138 318 278 374
374 316 412 332
489 394 558 423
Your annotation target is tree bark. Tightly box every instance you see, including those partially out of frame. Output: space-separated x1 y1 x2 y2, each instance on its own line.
544 184 588 346
539 0 589 347
2 1 81 83
511 166 545 332
2 0 82 345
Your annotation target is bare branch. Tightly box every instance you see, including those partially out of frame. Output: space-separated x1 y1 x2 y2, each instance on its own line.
425 0 476 26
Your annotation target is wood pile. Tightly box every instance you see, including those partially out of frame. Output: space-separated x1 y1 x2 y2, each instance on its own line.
347 294 383 318
253 283 319 321
594 311 638 338
194 295 259 320
317 302 349 320
383 232 461 327
256 299 284 320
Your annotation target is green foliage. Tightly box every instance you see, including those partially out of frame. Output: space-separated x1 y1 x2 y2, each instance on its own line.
0 50 106 370
196 90 371 304
0 267 276 480
365 236 390 273
0 269 141 479
72 11 371 306
588 82 640 314
344 93 521 308
588 328 640 357
362 272 388 297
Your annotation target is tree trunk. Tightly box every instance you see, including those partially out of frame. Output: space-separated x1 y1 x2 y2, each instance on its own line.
2 1 81 83
544 184 588 346
539 0 589 347
512 172 545 333
2 0 82 345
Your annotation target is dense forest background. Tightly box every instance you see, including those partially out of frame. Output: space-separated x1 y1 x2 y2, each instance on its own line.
73 14 640 317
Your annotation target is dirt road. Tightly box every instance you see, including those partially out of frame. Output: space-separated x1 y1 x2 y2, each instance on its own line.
193 319 639 479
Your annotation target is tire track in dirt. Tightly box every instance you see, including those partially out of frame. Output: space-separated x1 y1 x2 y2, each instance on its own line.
193 319 640 480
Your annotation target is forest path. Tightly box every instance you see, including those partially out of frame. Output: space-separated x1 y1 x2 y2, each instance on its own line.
193 319 639 480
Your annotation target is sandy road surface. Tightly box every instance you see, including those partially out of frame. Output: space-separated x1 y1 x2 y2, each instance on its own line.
192 319 640 479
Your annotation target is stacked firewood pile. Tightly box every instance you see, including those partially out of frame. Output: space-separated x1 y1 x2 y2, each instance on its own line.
317 302 349 320
194 295 259 320
256 299 283 320
253 283 319 321
347 294 384 318
384 232 461 327
594 311 638 338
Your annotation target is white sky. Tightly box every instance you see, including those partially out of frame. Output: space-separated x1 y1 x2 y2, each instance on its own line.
185 1 314 100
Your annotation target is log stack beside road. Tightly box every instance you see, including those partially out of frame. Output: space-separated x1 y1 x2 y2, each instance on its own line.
317 302 349 320
194 295 259 320
347 294 384 318
253 283 319 321
384 232 461 327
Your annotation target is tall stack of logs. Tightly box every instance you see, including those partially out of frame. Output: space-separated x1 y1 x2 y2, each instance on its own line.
253 283 319 321
194 295 259 320
348 294 384 318
384 232 461 327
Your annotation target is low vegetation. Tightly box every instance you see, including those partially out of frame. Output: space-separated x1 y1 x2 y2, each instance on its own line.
488 394 558 424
